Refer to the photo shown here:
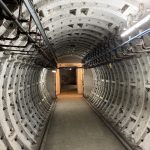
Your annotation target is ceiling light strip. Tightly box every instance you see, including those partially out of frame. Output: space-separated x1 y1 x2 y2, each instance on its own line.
121 14 150 37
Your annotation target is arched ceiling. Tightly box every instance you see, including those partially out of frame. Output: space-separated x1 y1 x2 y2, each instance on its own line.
0 0 150 64
35 0 150 58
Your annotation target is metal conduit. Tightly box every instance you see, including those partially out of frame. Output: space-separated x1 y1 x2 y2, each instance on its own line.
23 0 58 63
84 28 150 68
0 0 57 67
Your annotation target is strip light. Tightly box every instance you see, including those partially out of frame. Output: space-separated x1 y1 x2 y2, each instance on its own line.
52 70 56 73
121 14 150 37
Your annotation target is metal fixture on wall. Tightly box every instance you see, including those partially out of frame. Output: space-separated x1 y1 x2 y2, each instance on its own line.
0 0 57 68
83 28 150 68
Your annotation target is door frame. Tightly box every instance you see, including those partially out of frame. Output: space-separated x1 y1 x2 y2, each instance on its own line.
56 63 83 95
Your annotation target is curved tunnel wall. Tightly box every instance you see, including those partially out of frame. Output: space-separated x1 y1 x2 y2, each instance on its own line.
0 53 55 150
0 0 150 150
84 47 150 150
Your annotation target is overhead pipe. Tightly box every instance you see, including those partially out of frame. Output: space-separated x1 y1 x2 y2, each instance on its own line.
0 1 41 41
0 0 19 20
0 31 41 41
0 48 36 53
0 0 56 67
0 0 36 43
0 42 37 53
0 30 20 41
85 55 134 69
0 42 29 48
112 28 150 52
23 0 58 63
0 0 24 41
3 52 38 55
84 28 150 67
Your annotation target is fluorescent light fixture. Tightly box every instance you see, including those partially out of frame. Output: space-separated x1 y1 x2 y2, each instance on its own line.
52 70 56 73
147 9 150 12
121 14 150 37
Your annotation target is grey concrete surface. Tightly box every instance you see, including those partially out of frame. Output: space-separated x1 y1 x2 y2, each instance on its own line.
44 97 126 150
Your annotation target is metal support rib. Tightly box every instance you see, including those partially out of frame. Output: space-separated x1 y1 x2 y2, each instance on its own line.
23 0 58 63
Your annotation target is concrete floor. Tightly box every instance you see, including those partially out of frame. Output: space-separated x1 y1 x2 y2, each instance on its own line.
44 96 126 150
61 84 77 94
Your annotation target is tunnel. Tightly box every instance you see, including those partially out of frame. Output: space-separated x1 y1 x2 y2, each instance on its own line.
0 0 150 150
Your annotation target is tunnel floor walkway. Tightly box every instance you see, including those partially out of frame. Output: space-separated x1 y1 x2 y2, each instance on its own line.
43 95 126 150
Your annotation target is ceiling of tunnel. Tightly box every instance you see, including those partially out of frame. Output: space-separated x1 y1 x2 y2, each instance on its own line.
0 0 150 65
58 55 82 63
36 0 150 58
